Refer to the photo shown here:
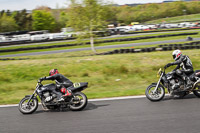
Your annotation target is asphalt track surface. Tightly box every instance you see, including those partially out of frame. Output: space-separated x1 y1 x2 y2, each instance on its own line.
1 95 200 133
1 37 200 58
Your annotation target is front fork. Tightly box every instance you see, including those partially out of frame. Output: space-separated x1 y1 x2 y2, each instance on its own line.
26 90 38 106
152 73 163 94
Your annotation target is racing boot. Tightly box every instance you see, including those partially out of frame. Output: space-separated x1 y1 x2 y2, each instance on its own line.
57 97 65 102
57 93 72 102
61 88 72 97
63 89 72 97
172 82 180 91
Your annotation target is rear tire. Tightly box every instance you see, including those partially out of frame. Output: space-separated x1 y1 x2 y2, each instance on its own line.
18 97 38 114
145 84 165 102
193 85 200 98
69 92 87 111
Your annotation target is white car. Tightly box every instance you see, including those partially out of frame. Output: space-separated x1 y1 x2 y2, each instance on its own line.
48 33 68 40
30 34 49 41
13 34 31 41
132 25 149 31
178 22 196 28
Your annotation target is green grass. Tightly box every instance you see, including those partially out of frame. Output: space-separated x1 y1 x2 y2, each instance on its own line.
1 30 200 105
145 13 200 24
1 49 200 104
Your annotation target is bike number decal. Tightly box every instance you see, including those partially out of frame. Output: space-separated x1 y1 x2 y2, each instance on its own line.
73 83 81 88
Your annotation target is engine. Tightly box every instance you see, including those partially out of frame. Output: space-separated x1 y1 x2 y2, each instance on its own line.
43 92 56 102
43 92 50 98
169 79 176 87
163 72 185 91
169 78 184 91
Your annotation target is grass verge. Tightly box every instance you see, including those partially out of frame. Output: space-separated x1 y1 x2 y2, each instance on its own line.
0 49 200 104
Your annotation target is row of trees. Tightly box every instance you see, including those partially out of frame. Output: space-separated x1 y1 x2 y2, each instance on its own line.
2 0 200 52
115 1 200 24
0 9 32 32
0 8 66 33
1 1 200 33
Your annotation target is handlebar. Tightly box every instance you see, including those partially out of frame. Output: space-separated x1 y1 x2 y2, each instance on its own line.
36 80 43 89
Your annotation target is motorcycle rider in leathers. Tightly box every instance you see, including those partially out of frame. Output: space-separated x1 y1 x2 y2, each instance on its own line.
164 49 193 90
40 69 73 102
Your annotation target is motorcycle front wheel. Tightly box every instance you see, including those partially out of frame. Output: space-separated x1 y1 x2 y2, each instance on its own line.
69 92 87 111
18 97 38 114
145 84 165 102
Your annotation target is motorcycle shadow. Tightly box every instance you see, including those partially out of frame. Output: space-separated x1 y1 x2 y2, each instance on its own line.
163 94 197 101
34 103 110 114
83 103 110 111
34 108 69 114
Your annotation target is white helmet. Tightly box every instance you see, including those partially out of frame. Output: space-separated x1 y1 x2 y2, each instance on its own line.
172 49 182 61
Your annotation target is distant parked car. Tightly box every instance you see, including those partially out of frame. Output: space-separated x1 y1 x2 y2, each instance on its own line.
165 23 179 28
132 25 149 31
30 34 49 41
178 22 196 28
48 33 68 40
13 34 31 41
146 24 157 29
107 27 124 35
0 35 6 42
117 26 134 33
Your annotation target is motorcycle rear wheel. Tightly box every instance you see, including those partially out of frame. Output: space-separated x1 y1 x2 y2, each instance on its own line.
145 84 165 102
69 92 87 111
193 85 200 98
18 97 38 114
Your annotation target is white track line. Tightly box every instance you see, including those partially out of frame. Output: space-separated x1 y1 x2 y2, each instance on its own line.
88 95 146 101
0 95 146 108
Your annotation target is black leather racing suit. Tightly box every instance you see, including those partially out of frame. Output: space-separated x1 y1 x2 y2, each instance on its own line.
43 74 73 100
170 55 194 85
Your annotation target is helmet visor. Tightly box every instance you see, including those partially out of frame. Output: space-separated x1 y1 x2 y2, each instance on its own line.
173 55 176 60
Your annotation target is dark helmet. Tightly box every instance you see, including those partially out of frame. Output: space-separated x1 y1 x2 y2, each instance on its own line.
49 69 59 76
172 49 182 61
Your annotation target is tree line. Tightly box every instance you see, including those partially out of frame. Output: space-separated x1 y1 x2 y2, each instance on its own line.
1 1 200 33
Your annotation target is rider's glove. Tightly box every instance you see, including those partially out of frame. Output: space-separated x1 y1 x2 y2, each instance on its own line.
164 63 172 69
39 77 46 81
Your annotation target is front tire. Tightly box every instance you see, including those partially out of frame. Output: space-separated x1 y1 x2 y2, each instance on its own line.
69 92 87 111
18 97 38 114
145 84 165 102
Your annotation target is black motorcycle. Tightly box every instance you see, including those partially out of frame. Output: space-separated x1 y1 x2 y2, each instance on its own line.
18 79 88 114
145 67 200 101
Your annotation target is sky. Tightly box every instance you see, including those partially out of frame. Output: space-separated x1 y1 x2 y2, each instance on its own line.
0 0 165 11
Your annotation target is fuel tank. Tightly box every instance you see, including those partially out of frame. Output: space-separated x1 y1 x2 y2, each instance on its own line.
40 83 57 92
